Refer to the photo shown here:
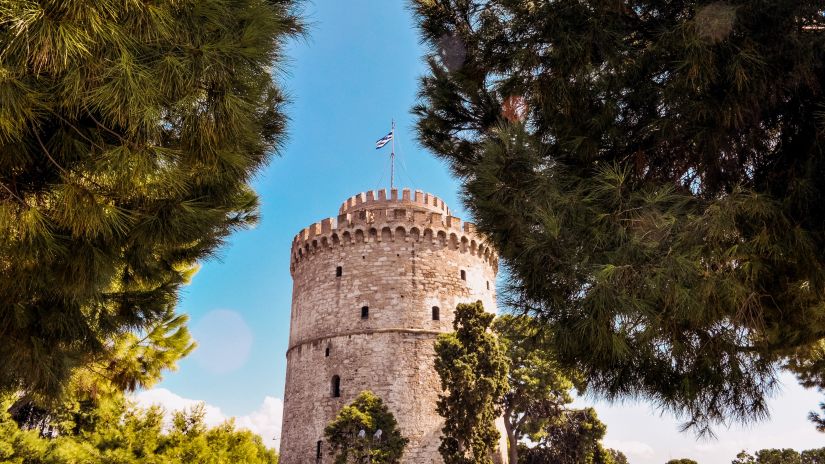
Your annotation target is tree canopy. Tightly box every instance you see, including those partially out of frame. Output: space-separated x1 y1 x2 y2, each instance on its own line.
733 447 825 464
413 0 825 433
494 314 579 464
434 301 509 464
0 0 303 398
323 390 409 464
0 395 279 464
518 407 617 464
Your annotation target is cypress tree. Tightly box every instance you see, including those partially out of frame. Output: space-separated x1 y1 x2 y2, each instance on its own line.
434 301 508 464
412 0 825 432
0 0 303 397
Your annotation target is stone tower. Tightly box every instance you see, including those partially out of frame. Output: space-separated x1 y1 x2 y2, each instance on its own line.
279 188 504 464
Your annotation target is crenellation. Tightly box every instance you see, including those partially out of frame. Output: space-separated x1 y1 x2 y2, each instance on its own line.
338 188 451 216
321 217 334 234
291 189 499 274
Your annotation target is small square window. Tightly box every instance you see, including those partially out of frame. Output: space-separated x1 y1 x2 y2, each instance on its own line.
361 306 369 319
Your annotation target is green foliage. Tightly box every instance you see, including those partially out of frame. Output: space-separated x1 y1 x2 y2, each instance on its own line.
667 459 699 464
733 448 825 464
412 0 825 433
323 391 408 464
0 0 303 397
495 314 618 464
802 448 825 464
519 407 613 464
434 301 509 464
0 395 278 463
494 314 581 463
732 452 757 464
733 449 800 464
608 449 629 464
9 312 194 438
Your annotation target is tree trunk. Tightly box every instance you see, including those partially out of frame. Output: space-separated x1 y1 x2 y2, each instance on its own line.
503 412 518 464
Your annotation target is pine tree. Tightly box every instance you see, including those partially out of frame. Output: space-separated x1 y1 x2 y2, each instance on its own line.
412 0 825 433
0 0 303 397
434 301 508 464
8 311 194 436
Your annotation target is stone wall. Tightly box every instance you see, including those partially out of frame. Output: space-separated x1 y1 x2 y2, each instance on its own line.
280 188 504 464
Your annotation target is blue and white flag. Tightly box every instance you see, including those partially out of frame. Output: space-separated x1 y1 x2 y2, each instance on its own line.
375 131 393 149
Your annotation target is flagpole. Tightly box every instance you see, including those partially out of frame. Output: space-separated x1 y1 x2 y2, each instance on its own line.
390 119 395 190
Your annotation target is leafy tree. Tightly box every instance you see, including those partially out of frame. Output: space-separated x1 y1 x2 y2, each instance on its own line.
608 449 629 464
0 395 279 463
493 314 580 464
413 0 825 433
493 314 623 464
434 301 509 464
0 0 303 398
732 451 756 464
667 459 699 464
756 450 802 464
802 448 825 464
519 407 615 464
733 449 801 464
734 448 825 464
323 391 409 464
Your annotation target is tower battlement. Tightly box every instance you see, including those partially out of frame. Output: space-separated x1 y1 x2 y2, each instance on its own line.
291 188 497 276
338 188 450 215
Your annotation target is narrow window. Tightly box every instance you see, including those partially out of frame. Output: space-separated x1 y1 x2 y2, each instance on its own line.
486 281 490 290
361 306 369 319
316 440 322 459
336 266 342 277
331 375 340 397
325 344 330 357
432 306 440 321
460 270 466 280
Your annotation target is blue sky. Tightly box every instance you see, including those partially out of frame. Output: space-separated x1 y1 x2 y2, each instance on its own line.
147 1 825 462
157 0 463 413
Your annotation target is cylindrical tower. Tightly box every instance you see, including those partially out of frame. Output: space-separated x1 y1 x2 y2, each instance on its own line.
279 188 503 464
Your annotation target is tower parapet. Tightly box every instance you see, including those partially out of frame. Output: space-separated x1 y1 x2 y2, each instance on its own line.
291 188 497 276
280 188 505 464
338 188 450 215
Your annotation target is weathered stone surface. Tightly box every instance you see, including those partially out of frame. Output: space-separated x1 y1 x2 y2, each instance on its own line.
280 189 506 464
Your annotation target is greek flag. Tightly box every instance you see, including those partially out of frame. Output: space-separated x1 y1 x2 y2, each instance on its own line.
375 131 393 149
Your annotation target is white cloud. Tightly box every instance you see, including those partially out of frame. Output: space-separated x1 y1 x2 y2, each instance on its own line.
236 396 284 448
133 388 283 449
603 439 655 458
